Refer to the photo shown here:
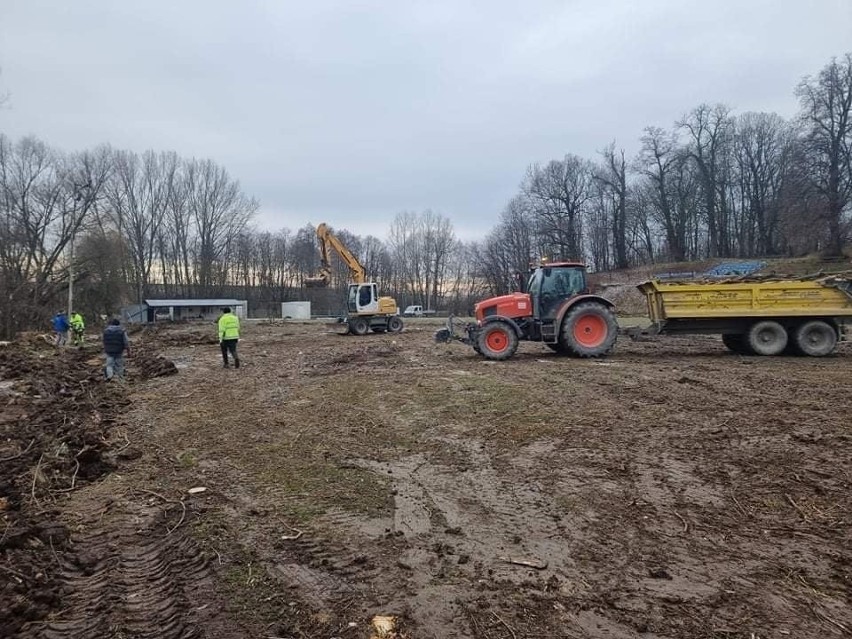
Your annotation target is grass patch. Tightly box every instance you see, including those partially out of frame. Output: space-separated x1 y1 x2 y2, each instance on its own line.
257 460 392 521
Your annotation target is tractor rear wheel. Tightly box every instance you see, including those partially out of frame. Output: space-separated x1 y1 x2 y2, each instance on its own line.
746 320 787 355
559 302 617 357
387 316 404 333
476 322 519 360
794 320 837 357
350 317 370 336
721 334 752 354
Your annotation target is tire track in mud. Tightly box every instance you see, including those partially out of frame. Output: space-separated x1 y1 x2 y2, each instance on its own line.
33 502 213 639
224 485 383 613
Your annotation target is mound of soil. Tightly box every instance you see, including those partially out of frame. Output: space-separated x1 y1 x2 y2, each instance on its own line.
0 342 175 636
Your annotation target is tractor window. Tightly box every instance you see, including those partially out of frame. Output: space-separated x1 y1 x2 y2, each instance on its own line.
528 269 543 318
540 269 562 318
540 268 586 318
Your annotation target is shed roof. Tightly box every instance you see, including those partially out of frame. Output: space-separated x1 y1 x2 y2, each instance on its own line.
144 299 242 307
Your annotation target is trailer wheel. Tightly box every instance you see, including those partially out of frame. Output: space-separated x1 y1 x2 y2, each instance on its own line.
746 320 788 356
559 302 618 357
350 317 370 336
476 321 519 360
794 320 837 357
721 334 752 355
387 316 404 333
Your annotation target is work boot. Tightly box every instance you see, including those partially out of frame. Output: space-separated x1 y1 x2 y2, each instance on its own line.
223 362 229 368
234 357 240 369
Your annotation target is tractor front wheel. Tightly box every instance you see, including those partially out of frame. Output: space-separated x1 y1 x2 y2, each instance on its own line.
476 322 519 361
559 302 617 357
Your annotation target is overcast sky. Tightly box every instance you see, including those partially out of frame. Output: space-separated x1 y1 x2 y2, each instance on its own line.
1 1 850 240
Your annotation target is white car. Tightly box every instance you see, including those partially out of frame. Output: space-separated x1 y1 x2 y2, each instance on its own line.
403 305 424 317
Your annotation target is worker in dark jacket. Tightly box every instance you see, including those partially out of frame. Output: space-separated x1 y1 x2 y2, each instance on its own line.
217 307 240 368
102 318 131 380
51 310 69 346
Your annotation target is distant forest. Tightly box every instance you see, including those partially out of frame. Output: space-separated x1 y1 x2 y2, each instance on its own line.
0 53 850 337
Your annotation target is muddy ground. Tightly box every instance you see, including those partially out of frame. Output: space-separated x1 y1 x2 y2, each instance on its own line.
2 320 851 638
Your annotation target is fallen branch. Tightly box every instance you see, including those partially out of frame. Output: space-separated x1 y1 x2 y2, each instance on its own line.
0 438 35 462
0 563 28 581
498 556 548 570
30 453 45 506
279 520 304 541
729 489 749 517
491 611 518 639
812 606 851 635
133 488 187 535
785 493 810 521
53 458 81 494
166 500 187 535
673 511 689 533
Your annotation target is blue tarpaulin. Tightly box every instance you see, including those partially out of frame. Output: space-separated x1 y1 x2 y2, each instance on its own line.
704 261 766 277
653 261 766 281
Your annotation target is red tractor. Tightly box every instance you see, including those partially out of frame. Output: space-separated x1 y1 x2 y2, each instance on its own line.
436 261 618 360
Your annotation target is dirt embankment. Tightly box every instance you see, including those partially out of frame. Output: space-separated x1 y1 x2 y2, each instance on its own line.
0 336 179 637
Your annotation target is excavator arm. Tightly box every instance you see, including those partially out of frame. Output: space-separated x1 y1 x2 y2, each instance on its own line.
305 223 367 287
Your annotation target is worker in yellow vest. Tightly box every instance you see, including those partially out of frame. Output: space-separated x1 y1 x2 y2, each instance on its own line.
217 307 240 368
69 311 85 347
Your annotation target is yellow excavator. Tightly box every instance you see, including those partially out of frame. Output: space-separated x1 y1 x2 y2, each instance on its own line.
305 223 403 335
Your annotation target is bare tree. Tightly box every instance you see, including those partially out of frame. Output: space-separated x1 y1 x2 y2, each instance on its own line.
594 142 630 269
795 53 852 256
679 104 734 257
732 112 791 255
0 137 108 337
523 155 593 260
638 127 690 261
105 150 172 304
184 158 257 293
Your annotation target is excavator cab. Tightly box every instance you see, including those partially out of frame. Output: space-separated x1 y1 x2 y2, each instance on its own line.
348 283 380 313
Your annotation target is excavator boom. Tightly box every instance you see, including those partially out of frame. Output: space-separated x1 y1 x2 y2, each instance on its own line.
305 223 367 287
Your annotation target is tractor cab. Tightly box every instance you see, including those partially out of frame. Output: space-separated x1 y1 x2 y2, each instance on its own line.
526 262 589 320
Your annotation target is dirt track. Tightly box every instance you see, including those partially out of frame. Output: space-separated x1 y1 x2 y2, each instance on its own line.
3 320 851 638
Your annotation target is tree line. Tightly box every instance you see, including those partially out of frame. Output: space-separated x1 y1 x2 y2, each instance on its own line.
0 53 850 337
480 53 852 292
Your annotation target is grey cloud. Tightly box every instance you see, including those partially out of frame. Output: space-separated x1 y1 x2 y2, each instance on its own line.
1 0 850 239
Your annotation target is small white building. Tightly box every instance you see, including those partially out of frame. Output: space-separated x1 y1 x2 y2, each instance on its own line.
281 301 311 319
142 299 248 322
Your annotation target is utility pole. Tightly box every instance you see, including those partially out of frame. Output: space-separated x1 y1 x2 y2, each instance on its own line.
67 231 75 319
67 182 91 325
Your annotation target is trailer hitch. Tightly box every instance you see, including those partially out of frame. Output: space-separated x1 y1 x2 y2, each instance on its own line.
434 315 475 345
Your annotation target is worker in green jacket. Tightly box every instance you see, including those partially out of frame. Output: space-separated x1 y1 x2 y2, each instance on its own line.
217 307 241 368
69 311 85 347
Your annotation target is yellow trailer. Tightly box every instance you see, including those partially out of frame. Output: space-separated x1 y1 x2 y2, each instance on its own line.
636 274 852 356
